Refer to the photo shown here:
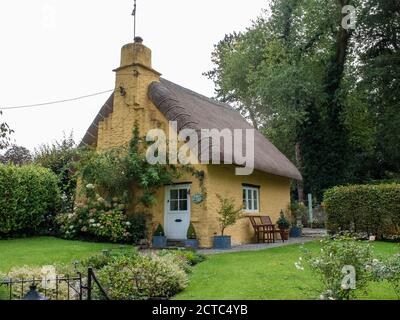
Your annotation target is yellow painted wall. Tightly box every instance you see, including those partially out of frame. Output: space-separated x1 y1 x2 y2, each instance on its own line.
95 41 210 242
93 41 292 248
203 165 291 247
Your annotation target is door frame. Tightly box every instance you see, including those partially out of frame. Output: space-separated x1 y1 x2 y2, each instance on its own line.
164 184 191 240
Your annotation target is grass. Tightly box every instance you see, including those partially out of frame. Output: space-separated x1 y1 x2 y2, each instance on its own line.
0 237 125 273
175 241 400 300
0 237 398 300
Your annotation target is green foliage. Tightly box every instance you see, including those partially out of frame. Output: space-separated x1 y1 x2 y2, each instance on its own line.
216 194 242 236
1 265 76 300
96 254 189 300
34 133 79 213
324 184 400 239
378 254 400 299
79 248 140 270
289 201 307 221
0 164 61 237
206 0 400 199
56 191 148 244
79 124 179 209
187 223 197 240
0 145 32 165
0 111 13 151
277 210 290 230
298 235 375 300
153 224 165 237
170 250 207 266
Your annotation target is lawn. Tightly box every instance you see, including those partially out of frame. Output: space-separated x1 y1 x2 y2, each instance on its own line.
0 237 125 273
175 241 400 300
0 238 399 300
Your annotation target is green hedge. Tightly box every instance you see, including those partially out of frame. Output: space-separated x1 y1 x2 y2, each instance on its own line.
0 164 61 236
324 184 400 238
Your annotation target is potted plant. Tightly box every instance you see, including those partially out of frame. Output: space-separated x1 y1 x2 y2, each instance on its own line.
152 224 167 248
290 221 303 237
184 223 199 249
213 195 242 249
277 210 290 240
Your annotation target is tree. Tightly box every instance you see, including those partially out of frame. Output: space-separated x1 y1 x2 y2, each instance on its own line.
0 145 32 165
34 133 79 213
0 111 13 151
206 0 398 199
216 194 242 236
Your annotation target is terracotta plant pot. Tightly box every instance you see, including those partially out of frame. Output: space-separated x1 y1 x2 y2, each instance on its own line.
279 229 289 241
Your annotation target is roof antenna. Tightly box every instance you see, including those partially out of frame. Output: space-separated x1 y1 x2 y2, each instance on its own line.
132 0 137 41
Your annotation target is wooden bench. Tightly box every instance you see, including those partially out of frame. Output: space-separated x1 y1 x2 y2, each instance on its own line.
248 216 284 243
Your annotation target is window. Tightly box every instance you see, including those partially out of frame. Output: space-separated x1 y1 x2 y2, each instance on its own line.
169 188 189 212
243 186 259 213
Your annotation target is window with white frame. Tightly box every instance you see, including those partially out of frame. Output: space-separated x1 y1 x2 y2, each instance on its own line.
243 186 260 213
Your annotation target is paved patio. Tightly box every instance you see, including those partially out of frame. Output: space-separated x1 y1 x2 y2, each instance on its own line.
198 228 327 255
198 237 315 255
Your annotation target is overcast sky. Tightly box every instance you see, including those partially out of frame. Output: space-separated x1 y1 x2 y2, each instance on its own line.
0 0 269 151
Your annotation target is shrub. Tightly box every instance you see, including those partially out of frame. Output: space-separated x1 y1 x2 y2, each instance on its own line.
277 210 290 230
370 253 400 299
297 235 375 300
0 265 78 300
153 224 165 237
187 223 197 239
324 183 400 239
79 248 139 270
0 164 61 237
56 191 148 243
34 133 79 213
216 194 242 236
97 254 188 300
172 250 207 266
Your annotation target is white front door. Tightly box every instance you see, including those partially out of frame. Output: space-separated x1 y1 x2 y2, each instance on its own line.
164 185 191 240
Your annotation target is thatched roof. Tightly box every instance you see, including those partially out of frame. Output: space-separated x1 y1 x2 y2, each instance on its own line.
81 78 302 180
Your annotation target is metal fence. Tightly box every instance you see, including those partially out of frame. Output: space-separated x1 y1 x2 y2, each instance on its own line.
0 268 109 300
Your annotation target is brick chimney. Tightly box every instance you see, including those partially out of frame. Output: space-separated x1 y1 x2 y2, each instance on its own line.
99 38 161 147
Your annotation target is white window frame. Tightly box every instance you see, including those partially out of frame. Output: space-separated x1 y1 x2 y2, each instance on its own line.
243 186 260 213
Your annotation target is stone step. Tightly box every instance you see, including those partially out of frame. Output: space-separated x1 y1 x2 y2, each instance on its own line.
302 228 327 238
166 240 186 248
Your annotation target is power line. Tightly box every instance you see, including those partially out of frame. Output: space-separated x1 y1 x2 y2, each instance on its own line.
0 89 114 111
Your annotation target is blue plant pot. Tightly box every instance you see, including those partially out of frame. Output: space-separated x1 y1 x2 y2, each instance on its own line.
290 228 302 238
152 236 167 248
184 239 199 250
213 236 231 250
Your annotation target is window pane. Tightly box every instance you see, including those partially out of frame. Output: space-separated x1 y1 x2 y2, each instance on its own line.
179 200 188 211
247 189 253 201
170 190 179 200
179 189 188 200
253 190 258 210
248 199 252 210
170 200 179 211
243 189 247 209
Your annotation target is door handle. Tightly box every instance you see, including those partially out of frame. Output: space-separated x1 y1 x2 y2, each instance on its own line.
175 219 182 223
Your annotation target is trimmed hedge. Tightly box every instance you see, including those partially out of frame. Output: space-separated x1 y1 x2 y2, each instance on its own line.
0 164 61 236
324 184 400 238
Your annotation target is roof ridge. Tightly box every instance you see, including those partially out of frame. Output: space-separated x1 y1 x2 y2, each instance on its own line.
160 78 235 112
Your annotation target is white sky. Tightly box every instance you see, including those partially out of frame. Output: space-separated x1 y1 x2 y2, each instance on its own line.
0 0 269 151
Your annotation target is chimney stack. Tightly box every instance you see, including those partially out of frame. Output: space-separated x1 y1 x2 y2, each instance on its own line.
119 37 152 70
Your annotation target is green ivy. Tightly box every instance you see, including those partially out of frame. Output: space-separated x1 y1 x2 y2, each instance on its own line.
79 123 180 210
